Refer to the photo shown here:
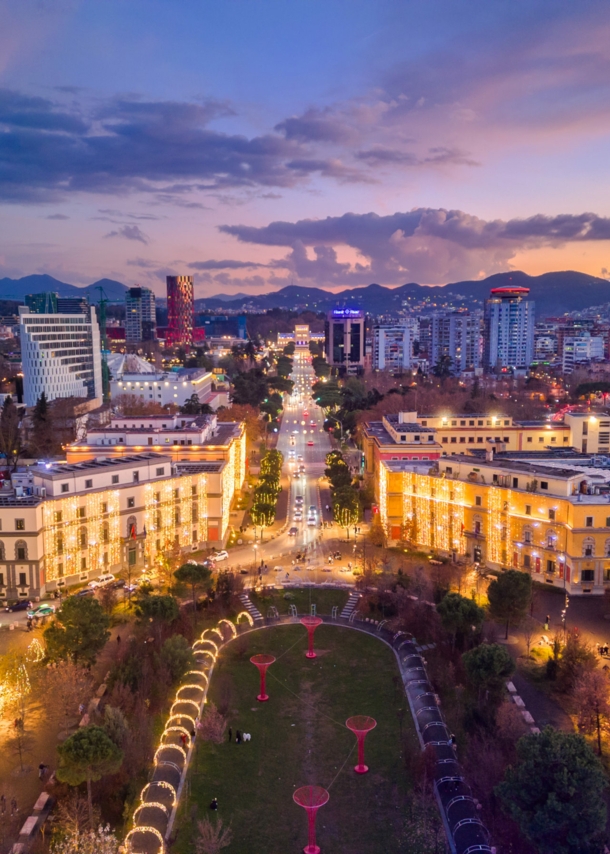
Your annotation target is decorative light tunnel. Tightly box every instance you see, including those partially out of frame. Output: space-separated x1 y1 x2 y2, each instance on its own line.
162 725 192 744
170 698 199 716
218 618 237 638
134 801 169 820
236 610 254 626
166 713 196 729
194 638 218 653
124 825 165 853
154 744 187 764
141 780 177 806
175 683 206 699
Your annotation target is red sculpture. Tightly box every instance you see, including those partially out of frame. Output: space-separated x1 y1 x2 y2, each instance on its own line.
293 785 329 854
300 616 323 658
250 653 275 702
346 715 377 773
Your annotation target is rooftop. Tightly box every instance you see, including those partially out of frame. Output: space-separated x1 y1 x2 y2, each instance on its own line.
36 454 172 478
175 462 225 474
384 414 435 434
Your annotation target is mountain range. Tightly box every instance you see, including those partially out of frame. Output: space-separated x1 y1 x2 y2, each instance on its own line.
1 270 610 316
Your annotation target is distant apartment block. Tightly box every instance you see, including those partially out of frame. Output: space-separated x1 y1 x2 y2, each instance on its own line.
325 308 365 375
430 311 482 373
372 323 413 372
125 286 156 344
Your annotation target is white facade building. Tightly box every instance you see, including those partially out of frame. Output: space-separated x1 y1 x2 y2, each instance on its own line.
483 288 535 372
110 368 219 408
372 323 413 372
19 305 103 409
430 311 482 373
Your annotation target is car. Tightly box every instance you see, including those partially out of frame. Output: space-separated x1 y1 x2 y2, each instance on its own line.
293 472 301 479
299 465 306 472
110 579 126 590
333 551 342 560
295 495 303 504
294 512 303 521
74 587 94 598
88 573 115 590
288 527 298 536
5 599 31 613
211 550 229 562
27 603 55 619
289 450 296 457
307 440 314 446
303 410 309 417
307 517 316 526
309 505 317 515
297 455 303 461
310 421 317 426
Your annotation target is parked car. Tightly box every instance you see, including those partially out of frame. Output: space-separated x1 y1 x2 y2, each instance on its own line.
307 440 314 446
288 527 298 536
110 579 126 590
211 550 229 562
27 603 56 619
73 588 94 598
5 600 31 613
88 573 116 590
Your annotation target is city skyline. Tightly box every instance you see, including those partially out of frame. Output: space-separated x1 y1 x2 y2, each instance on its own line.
3 1 610 296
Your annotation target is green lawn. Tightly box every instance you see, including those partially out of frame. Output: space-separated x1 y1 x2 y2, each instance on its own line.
174 624 417 854
251 586 350 617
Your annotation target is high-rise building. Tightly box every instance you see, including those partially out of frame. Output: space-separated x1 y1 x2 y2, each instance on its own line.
166 275 194 346
372 323 413 372
562 333 604 373
25 292 89 315
324 309 365 375
483 287 535 372
19 304 103 409
125 287 156 344
430 311 482 373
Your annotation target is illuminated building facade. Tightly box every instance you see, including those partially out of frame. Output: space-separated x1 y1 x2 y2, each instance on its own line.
0 453 235 602
378 449 610 596
325 308 365 375
483 287 535 372
125 287 157 343
166 275 194 346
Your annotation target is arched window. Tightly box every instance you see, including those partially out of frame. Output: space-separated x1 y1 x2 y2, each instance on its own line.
523 526 533 544
127 516 137 539
56 534 64 555
546 529 556 549
102 524 109 544
79 527 88 549
583 537 595 557
15 540 27 561
0 541 5 560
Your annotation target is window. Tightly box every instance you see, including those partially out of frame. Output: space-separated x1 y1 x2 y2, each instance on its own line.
460 420 465 426
56 535 64 555
525 505 531 516
148 438 153 445
549 508 556 521
450 437 457 443
175 510 181 525
133 471 139 483
442 437 448 444
102 525 109 543
582 569 595 582
586 517 593 527
174 488 179 499
112 475 119 484
523 554 531 568
445 466 453 474
128 548 136 566
512 477 519 488
607 517 610 528
102 502 108 514
191 485 197 495
54 510 62 523
77 507 86 518
15 519 24 530
527 437 532 443
127 497 135 509
474 520 481 534
477 437 483 443
478 420 483 426
451 420 457 426
0 573 3 586
0 542 4 560
469 420 475 426
468 437 475 443
475 496 482 506
61 483 69 493
18 572 27 586
583 538 595 557
156 467 165 477
524 530 532 544
192 529 198 543
546 560 556 574
539 437 544 443
79 528 87 549
85 479 92 489
81 557 87 571
16 541 27 561
540 481 548 490
459 437 466 443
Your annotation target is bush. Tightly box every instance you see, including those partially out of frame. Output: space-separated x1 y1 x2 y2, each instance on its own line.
161 635 195 683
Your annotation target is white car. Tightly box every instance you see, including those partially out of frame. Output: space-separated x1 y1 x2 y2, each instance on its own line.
294 512 303 521
88 573 116 590
288 527 298 536
211 550 229 562
307 517 316 526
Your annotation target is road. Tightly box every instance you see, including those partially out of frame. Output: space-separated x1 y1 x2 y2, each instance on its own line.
225 351 358 587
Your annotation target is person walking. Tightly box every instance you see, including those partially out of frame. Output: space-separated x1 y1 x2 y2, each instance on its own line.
116 634 121 645
545 614 550 631
0 795 5 815
38 763 47 780
10 798 17 816
235 730 241 744
228 727 232 742
210 797 218 811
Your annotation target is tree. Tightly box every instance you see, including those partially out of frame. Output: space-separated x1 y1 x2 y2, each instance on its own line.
181 394 213 415
496 727 607 854
557 631 597 693
196 817 233 854
161 635 195 682
44 597 111 666
432 355 453 379
50 824 122 854
574 670 610 756
42 661 94 733
134 593 179 627
436 592 484 649
112 394 170 416
101 705 129 749
57 725 123 826
313 380 342 409
215 570 243 604
487 569 532 639
332 486 360 534
312 355 331 378
216 403 262 448
198 701 227 743
0 395 23 472
30 392 56 457
174 562 213 614
462 643 515 703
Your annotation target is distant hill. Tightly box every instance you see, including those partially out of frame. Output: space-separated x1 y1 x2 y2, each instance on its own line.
197 271 610 316
0 275 127 302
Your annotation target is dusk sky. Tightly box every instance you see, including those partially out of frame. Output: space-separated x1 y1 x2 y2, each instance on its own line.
3 0 610 296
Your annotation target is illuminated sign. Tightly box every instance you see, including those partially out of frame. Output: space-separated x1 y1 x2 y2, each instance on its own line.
332 308 362 318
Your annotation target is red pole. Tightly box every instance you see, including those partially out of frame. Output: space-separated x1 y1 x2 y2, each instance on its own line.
259 667 268 701
307 808 317 853
357 733 365 770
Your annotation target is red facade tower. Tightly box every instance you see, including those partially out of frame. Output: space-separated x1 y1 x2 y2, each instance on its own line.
166 275 194 346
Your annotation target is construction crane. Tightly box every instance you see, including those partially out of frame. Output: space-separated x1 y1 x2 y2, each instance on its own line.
94 286 123 403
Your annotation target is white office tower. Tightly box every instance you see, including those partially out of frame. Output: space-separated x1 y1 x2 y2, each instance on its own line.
562 333 605 373
373 323 413 371
20 305 103 409
125 286 157 344
430 311 482 373
483 287 535 372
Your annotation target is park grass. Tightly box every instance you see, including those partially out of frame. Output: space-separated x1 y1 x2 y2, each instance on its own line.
250 586 350 617
173 624 418 854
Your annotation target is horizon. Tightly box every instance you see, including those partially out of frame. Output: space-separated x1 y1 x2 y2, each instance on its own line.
3 2 610 298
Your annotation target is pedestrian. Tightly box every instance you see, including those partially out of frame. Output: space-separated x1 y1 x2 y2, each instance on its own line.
235 730 241 744
26 618 32 631
0 794 5 814
117 634 121 645
10 798 17 816
228 727 232 742
78 703 85 716
210 797 218 811
38 763 47 780
544 614 550 631
180 733 188 747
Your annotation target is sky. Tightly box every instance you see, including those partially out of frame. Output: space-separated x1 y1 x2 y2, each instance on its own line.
2 0 610 297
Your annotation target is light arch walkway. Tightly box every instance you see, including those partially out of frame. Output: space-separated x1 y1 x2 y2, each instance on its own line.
125 602 493 854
